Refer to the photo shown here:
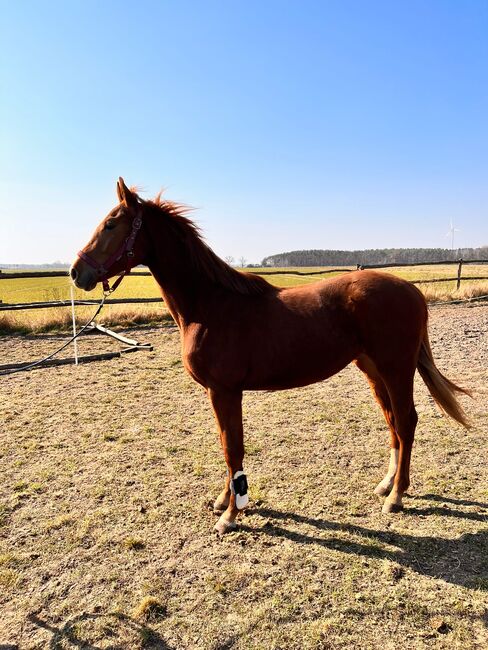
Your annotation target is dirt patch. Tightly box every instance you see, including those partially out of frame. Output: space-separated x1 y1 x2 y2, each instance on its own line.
1 305 487 649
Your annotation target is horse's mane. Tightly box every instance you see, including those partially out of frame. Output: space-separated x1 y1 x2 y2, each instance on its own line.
145 194 274 296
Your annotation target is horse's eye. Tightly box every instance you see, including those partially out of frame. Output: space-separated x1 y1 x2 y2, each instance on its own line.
104 220 116 231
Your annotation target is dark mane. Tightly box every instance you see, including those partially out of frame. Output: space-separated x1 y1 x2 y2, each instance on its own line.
146 194 274 296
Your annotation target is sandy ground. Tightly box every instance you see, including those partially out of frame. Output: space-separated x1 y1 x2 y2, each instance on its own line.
0 304 487 649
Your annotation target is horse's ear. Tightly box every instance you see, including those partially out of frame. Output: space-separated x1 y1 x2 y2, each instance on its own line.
117 177 137 207
116 178 125 203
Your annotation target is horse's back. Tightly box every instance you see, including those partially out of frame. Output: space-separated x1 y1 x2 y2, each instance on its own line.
275 269 428 372
279 270 426 322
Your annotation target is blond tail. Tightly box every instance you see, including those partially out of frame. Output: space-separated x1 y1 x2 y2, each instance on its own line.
417 330 472 428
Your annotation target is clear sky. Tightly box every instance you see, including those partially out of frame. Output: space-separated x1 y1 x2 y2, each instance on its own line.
1 0 487 264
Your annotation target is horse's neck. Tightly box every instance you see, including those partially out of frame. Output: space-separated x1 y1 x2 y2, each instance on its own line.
143 212 229 328
147 255 209 329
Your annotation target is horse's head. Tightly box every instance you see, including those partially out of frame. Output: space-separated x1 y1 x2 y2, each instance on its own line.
70 178 147 292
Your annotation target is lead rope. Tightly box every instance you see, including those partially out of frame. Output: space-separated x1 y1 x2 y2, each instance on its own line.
0 293 108 376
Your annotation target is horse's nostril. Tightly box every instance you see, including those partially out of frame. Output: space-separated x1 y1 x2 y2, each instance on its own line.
70 266 78 281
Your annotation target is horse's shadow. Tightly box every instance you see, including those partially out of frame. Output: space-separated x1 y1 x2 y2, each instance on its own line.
27 612 171 650
415 493 488 509
244 494 488 591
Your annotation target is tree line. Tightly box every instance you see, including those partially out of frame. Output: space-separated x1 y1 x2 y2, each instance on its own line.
262 247 488 267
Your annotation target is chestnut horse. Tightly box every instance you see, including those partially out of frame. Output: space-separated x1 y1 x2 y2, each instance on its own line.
71 179 470 534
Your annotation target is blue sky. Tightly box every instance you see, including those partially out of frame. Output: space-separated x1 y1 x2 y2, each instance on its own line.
1 0 487 264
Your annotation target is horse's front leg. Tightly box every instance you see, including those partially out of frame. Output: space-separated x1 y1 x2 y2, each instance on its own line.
213 474 231 514
208 388 248 534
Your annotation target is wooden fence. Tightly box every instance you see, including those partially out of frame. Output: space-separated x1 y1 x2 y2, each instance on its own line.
1 259 488 311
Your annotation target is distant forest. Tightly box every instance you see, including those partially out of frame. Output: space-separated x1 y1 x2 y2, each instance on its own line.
262 247 488 267
0 262 69 269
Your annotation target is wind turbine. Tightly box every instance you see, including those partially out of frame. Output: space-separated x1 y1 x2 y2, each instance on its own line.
446 219 460 253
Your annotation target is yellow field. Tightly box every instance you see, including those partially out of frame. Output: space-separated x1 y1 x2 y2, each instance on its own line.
0 265 487 333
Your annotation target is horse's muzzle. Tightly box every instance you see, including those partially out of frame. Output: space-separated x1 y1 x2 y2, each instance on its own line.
69 261 97 291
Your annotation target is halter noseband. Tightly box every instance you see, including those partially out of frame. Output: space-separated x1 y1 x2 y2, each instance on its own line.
77 215 143 294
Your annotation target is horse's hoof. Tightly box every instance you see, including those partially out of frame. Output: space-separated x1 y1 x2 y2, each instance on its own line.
374 483 392 497
214 517 237 535
382 501 403 514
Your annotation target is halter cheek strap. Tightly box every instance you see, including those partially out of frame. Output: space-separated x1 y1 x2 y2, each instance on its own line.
77 216 143 294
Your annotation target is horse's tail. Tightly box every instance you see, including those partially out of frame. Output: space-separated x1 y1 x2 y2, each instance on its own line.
417 328 472 428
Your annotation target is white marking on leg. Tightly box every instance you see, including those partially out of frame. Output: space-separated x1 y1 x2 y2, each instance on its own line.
214 513 237 534
383 484 404 512
375 449 399 495
386 448 399 479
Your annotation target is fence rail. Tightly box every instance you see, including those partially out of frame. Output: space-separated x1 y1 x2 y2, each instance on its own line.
2 259 488 279
0 297 163 312
1 259 488 311
0 270 153 279
357 259 488 269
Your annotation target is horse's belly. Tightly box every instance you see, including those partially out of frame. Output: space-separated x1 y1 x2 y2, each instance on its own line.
243 342 357 391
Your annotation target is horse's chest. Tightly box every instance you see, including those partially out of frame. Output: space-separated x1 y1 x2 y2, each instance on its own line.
179 338 201 379
181 328 245 389
181 329 211 385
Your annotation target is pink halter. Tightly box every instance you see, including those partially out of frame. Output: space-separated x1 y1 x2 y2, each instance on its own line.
77 215 142 294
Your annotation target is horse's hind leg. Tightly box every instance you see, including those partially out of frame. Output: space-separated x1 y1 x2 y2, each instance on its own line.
377 366 418 514
355 355 399 496
208 388 249 534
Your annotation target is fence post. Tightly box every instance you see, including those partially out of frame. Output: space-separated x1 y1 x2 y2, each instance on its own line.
70 286 79 365
456 259 463 290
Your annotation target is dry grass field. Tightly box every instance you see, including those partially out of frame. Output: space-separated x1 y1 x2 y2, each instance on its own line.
0 302 487 649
